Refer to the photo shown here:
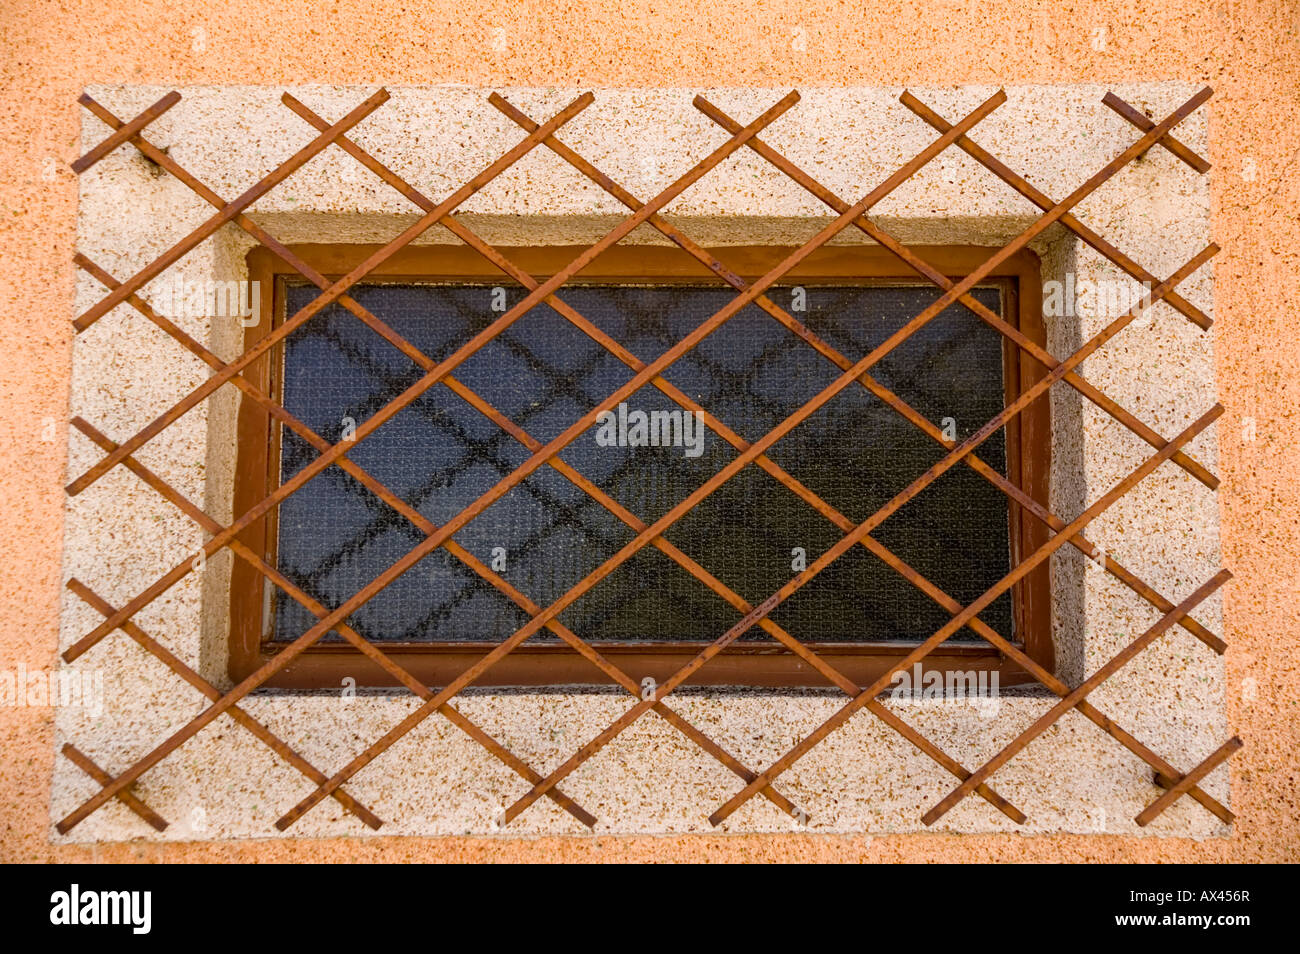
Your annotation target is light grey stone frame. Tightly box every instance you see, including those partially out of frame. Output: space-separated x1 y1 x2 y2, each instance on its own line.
55 84 1223 839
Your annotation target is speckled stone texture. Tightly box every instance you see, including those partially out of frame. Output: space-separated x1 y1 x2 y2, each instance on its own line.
50 82 1224 840
1 0 1296 862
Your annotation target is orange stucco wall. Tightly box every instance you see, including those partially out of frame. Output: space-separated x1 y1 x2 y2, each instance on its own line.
1 0 1296 862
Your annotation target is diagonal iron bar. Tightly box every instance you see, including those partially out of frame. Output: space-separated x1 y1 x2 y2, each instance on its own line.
923 569 1231 825
1103 92 1210 173
64 578 383 831
67 91 592 496
60 743 169 832
900 90 1213 330
63 89 786 663
73 88 390 333
1136 736 1241 826
71 91 180 174
491 229 1210 825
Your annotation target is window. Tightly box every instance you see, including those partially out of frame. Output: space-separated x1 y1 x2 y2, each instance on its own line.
231 244 1050 688
60 82 1232 839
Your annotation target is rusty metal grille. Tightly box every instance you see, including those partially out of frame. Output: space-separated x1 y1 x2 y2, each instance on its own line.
59 85 1238 834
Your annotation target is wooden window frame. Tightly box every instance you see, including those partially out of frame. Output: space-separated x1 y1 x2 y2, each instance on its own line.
230 243 1051 690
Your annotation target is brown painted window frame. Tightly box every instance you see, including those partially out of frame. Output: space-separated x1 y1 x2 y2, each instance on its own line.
230 243 1051 690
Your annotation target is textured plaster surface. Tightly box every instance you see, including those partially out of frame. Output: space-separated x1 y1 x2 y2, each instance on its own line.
0 0 1296 861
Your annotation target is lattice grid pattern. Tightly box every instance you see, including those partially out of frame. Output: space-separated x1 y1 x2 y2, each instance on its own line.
58 84 1238 834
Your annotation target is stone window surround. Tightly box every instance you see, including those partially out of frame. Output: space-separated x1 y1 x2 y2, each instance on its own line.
55 83 1223 840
